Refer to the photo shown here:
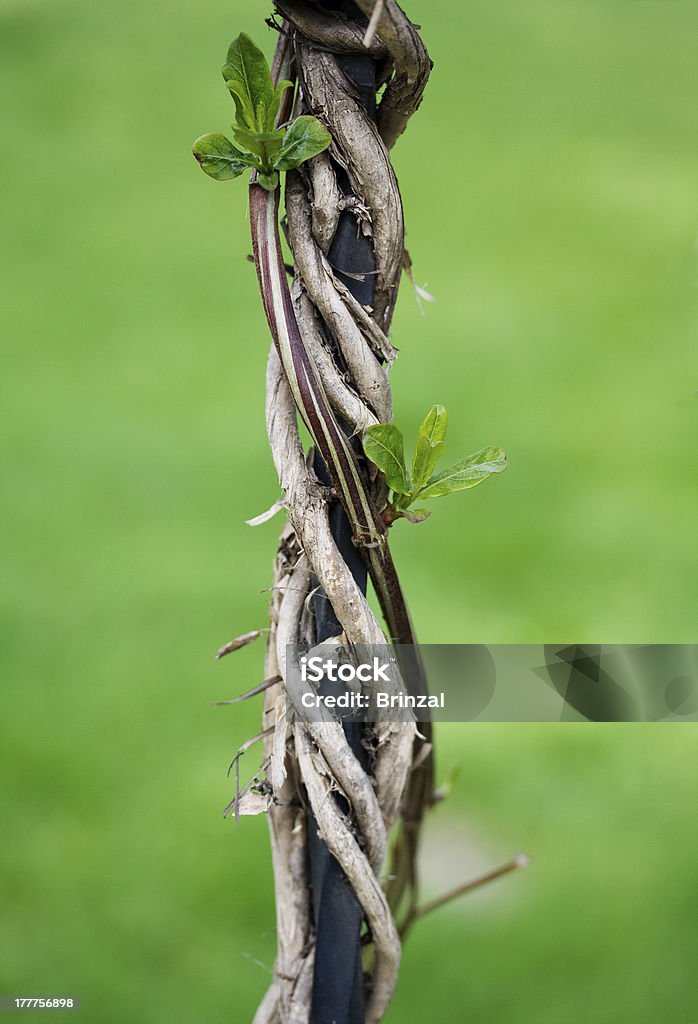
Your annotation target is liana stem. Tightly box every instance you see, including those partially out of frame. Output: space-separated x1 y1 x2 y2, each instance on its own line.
249 182 415 649
249 178 433 924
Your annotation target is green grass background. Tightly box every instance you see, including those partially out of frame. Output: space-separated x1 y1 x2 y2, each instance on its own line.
2 0 697 1020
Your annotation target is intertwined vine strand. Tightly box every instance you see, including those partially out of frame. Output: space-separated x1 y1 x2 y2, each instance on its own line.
251 6 433 1022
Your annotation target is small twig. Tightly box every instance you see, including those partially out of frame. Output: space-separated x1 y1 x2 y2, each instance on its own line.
210 674 281 707
215 629 262 660
223 757 272 819
241 951 274 975
362 0 385 48
400 854 529 938
226 730 274 823
235 752 240 823
227 727 275 777
264 14 285 35
260 585 332 602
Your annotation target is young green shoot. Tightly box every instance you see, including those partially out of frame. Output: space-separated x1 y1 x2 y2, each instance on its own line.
363 406 507 525
192 33 331 191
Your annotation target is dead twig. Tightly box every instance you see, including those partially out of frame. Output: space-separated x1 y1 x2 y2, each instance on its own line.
209 674 281 707
399 854 530 939
215 629 262 660
362 0 385 48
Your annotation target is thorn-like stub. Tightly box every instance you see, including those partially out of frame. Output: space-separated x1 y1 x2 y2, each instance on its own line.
215 629 262 660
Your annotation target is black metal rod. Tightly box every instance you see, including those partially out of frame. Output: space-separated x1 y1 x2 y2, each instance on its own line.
307 7 379 1020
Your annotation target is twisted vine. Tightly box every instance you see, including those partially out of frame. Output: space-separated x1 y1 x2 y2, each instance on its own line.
194 3 433 1020
245 6 433 1022
192 10 526 1019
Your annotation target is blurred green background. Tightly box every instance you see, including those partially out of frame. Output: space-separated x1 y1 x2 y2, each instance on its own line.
2 0 697 1020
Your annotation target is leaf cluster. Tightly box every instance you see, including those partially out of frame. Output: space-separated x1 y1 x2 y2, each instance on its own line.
192 34 331 191
363 406 507 525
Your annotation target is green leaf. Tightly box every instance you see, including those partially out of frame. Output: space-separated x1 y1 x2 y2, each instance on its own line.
363 424 410 495
411 404 448 494
257 169 279 192
269 79 293 130
221 34 289 134
192 133 253 181
274 115 332 171
224 79 254 131
232 124 284 163
417 446 507 499
396 508 431 524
